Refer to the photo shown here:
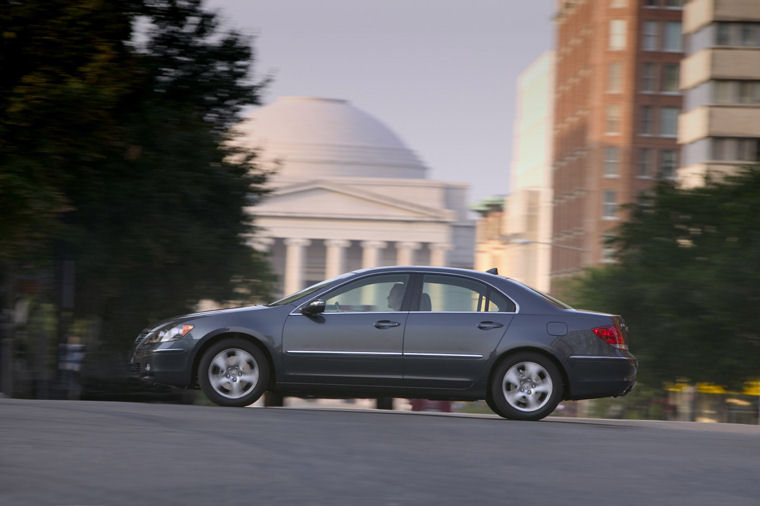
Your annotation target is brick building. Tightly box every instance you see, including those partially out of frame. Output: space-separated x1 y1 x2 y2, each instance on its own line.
551 0 684 288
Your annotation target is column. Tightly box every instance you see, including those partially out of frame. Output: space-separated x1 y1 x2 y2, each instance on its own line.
284 238 311 295
429 243 453 267
361 240 387 269
396 241 421 266
324 239 350 279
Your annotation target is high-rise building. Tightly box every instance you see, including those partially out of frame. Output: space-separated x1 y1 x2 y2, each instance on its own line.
551 0 684 288
679 0 760 187
473 52 555 292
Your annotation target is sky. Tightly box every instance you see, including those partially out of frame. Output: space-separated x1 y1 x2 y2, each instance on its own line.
205 0 555 204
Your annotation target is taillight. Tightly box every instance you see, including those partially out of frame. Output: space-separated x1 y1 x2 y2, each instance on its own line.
593 325 627 350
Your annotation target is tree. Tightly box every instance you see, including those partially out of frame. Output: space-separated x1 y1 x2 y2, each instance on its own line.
566 166 760 389
1 0 274 388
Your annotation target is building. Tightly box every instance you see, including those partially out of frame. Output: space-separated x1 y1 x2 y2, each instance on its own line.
237 97 475 297
551 0 684 288
678 0 760 187
474 52 555 293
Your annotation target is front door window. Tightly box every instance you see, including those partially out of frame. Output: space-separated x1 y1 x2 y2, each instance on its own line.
323 274 410 313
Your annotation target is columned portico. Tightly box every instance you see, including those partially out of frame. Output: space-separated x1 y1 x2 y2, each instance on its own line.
325 239 350 279
284 238 311 295
396 241 421 265
269 235 465 298
361 240 387 269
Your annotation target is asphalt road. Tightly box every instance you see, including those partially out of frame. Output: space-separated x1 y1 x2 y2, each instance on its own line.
1 398 759 506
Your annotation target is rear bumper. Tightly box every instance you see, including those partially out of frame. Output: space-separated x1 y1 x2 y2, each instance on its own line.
565 354 637 400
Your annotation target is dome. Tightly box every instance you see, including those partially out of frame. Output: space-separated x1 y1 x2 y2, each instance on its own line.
238 97 428 180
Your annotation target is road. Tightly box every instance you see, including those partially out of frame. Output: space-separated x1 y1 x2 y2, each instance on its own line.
1 398 758 506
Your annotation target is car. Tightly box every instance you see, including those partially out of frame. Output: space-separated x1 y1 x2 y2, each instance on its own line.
130 266 637 421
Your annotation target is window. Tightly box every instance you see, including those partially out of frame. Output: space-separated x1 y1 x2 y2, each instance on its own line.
663 22 683 51
606 105 621 134
714 81 733 104
602 234 616 263
642 21 659 51
662 63 679 92
736 139 760 161
640 106 654 135
714 80 760 104
607 62 622 93
712 137 760 161
603 190 618 219
738 82 753 103
604 146 620 177
740 23 760 47
322 273 410 313
716 23 760 47
660 107 679 137
641 62 656 92
609 20 627 50
716 23 732 45
738 81 760 104
420 274 515 313
712 138 732 160
638 148 653 177
659 150 677 179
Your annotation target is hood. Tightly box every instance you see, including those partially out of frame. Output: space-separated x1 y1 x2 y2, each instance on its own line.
148 305 269 332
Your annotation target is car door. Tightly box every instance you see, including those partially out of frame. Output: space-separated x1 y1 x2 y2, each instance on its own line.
281 273 411 387
403 273 515 389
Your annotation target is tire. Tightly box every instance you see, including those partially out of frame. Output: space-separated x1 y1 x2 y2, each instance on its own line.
485 395 499 415
198 338 270 407
488 352 563 421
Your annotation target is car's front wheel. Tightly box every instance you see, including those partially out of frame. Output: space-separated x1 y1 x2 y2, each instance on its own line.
489 352 563 421
198 338 269 407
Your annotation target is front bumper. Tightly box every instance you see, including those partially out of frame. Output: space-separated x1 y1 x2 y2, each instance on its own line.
130 340 193 387
565 354 637 400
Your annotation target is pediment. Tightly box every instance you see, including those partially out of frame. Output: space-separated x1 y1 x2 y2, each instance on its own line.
253 181 453 222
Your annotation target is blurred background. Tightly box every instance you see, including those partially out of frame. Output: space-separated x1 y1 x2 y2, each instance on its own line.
1 0 758 423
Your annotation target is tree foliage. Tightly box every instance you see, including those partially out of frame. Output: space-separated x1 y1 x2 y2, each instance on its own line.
1 0 273 354
565 166 760 388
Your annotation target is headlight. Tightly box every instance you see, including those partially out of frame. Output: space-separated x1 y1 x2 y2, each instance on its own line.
148 323 194 343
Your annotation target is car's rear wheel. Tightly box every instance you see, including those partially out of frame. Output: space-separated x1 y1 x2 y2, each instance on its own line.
489 352 563 421
198 338 269 407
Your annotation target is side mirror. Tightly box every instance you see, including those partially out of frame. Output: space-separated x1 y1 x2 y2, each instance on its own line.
301 299 326 316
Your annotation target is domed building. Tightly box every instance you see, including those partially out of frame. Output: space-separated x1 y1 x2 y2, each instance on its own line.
238 97 475 297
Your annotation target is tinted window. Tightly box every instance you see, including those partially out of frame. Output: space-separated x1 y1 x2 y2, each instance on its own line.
321 274 410 313
420 274 515 313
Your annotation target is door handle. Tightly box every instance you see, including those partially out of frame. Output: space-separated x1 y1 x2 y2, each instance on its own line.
477 321 503 330
374 320 401 329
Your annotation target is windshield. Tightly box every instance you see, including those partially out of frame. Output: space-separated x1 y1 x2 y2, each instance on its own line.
267 272 354 306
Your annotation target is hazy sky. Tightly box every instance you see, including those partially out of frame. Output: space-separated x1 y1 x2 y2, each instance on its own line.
205 0 555 203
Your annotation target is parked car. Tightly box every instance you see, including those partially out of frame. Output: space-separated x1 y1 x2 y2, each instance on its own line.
130 266 636 421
